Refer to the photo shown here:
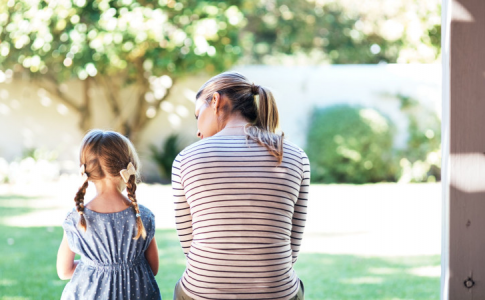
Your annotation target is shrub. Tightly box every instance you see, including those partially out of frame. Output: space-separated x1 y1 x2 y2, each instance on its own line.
395 94 441 183
1 147 60 184
149 134 183 182
306 104 398 184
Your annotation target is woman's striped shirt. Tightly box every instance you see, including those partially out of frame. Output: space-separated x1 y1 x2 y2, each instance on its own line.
172 135 310 300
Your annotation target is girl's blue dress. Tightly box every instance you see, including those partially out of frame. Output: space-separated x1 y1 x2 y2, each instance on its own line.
60 204 161 300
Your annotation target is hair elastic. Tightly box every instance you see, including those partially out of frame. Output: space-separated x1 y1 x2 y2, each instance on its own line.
250 83 259 95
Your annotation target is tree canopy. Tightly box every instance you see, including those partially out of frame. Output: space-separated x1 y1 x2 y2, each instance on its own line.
241 0 440 64
0 0 441 140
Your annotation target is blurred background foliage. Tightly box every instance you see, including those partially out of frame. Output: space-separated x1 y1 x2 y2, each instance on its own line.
395 93 441 183
306 104 398 184
306 95 441 184
0 0 440 138
241 0 441 65
149 133 183 182
0 0 441 183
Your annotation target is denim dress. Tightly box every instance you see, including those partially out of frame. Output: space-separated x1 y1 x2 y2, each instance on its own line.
60 204 161 300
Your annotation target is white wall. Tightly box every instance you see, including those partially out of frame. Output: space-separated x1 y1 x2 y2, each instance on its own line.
0 64 441 180
233 64 441 149
0 81 82 172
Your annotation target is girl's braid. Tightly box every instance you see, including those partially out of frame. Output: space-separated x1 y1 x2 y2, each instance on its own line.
74 179 89 231
126 175 146 239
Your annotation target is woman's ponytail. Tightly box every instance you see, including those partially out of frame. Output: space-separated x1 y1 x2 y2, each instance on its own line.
245 84 284 164
253 85 279 132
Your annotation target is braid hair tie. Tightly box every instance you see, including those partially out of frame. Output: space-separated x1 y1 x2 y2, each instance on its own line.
120 162 136 183
80 164 88 185
136 213 141 217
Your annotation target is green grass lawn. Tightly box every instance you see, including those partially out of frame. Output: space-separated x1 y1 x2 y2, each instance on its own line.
0 195 440 300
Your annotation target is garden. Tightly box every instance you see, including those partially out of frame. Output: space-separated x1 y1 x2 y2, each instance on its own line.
0 0 442 299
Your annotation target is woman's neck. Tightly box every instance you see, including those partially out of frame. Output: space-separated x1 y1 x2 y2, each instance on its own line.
214 114 250 136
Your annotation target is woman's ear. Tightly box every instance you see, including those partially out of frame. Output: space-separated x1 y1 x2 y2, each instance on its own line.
212 92 221 113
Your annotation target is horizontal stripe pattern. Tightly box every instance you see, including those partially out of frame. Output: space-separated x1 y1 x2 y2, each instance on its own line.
172 136 310 300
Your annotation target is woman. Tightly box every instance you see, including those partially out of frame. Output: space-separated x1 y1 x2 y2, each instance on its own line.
171 71 310 300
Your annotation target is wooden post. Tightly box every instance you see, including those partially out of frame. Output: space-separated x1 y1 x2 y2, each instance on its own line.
443 0 485 298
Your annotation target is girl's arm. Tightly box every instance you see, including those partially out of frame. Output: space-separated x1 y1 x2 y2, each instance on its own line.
145 237 159 276
56 231 79 280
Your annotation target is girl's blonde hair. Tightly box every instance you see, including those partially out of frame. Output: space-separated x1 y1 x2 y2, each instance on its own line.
196 71 284 163
75 129 146 239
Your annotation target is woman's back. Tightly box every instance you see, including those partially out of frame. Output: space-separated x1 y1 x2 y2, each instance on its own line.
172 135 310 300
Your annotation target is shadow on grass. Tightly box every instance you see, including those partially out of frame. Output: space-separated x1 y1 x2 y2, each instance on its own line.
0 224 439 300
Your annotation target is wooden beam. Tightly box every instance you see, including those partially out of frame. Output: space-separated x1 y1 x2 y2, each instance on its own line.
445 0 485 298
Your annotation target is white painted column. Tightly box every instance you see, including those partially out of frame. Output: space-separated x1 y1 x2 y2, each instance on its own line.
441 0 451 299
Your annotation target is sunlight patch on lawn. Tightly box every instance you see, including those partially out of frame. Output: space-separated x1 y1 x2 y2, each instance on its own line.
319 257 334 265
2 209 69 227
367 267 400 275
340 276 384 284
0 279 16 286
407 266 441 277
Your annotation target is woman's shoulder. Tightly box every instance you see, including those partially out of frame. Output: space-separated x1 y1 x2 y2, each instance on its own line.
283 139 308 159
177 136 227 156
175 137 227 163
175 135 309 163
174 139 202 161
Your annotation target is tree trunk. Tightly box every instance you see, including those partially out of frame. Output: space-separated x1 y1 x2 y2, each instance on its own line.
79 78 91 134
38 72 172 146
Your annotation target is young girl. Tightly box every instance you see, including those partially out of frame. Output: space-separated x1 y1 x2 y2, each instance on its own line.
56 129 161 300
